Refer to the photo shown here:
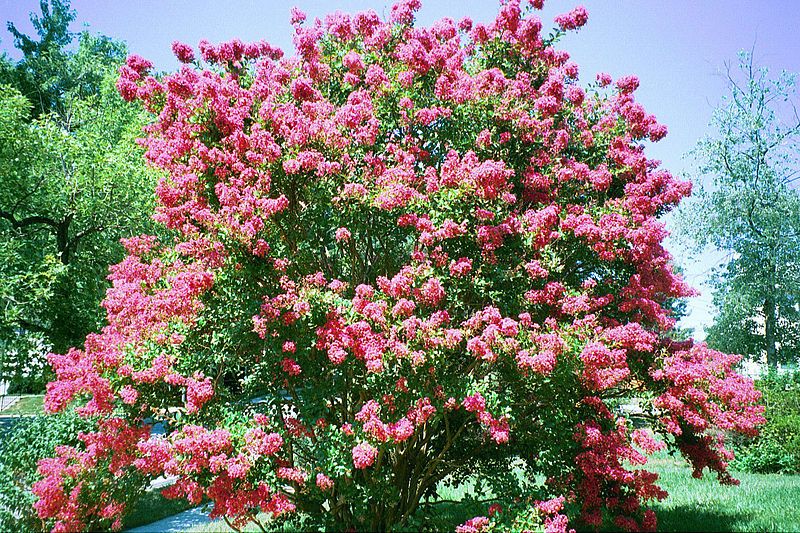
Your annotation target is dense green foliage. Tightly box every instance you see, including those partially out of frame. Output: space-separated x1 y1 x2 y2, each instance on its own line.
0 411 95 531
681 52 800 369
732 370 800 474
0 0 157 392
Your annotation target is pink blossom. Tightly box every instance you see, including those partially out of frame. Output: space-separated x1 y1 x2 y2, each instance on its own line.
631 429 666 454
186 377 214 414
316 473 334 491
417 278 445 307
389 418 415 442
280 358 302 376
390 0 421 25
449 257 473 277
244 428 283 456
277 467 308 484
171 41 195 63
456 516 490 533
537 496 565 515
352 442 379 469
126 54 152 74
335 227 352 242
342 51 365 73
290 7 307 25
554 6 588 31
118 385 138 405
476 129 491 148
463 393 486 413
616 74 640 93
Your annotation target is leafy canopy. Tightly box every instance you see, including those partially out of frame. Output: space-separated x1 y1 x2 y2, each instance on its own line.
0 0 157 390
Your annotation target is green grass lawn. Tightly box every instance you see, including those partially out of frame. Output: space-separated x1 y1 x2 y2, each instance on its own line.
180 453 800 533
0 395 44 416
648 454 800 532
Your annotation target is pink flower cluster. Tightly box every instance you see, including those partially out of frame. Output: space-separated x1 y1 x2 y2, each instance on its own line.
33 419 150 532
352 441 379 469
651 341 765 483
572 413 666 531
462 392 510 444
456 516 490 533
536 496 575 533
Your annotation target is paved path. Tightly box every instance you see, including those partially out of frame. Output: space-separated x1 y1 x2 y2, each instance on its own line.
127 506 211 533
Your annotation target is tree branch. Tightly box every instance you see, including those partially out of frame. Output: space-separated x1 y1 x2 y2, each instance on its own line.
0 210 58 230
66 223 105 257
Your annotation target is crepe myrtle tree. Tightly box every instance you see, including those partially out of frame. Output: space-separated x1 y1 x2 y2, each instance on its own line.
33 1 764 532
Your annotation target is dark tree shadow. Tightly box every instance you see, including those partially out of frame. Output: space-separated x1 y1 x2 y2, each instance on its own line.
645 505 749 533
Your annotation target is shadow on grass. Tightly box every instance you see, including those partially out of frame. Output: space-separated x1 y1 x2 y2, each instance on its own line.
398 500 486 532
404 498 748 533
648 506 748 533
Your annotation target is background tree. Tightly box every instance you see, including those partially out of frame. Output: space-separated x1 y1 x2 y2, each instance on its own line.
0 0 158 392
0 0 119 122
681 51 800 370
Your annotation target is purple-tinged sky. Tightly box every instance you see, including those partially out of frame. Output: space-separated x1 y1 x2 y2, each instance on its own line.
2 0 799 337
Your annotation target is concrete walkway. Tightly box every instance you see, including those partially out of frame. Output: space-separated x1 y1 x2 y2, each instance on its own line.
127 506 212 533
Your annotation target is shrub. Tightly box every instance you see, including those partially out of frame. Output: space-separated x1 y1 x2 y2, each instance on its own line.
732 370 800 474
0 411 95 531
33 1 764 532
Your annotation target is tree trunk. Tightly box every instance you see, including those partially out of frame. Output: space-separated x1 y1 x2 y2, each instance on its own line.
764 296 777 371
56 214 73 265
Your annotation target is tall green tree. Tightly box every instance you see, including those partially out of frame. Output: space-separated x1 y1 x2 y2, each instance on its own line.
0 0 158 392
682 51 800 370
1 0 121 122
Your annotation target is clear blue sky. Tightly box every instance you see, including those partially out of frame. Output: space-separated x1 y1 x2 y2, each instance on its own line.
2 0 799 337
